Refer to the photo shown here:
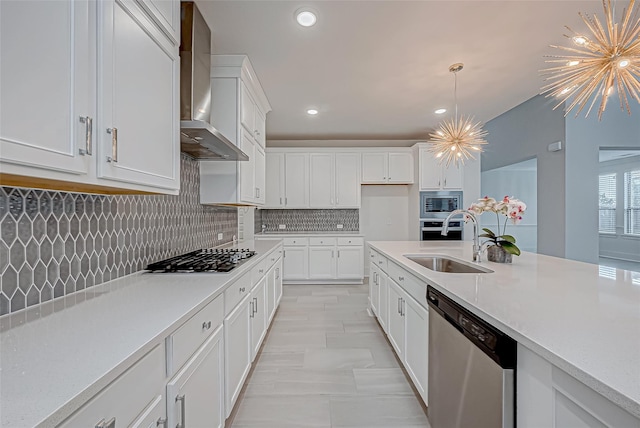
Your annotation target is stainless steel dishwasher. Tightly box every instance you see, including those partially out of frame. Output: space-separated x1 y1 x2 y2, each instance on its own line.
427 286 517 428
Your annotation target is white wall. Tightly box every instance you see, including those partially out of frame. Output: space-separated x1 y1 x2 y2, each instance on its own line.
360 185 410 275
480 159 538 253
598 155 640 262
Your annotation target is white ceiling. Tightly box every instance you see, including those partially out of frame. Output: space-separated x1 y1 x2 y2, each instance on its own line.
196 0 607 142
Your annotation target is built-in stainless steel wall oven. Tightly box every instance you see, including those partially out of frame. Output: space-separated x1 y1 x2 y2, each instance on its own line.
420 191 463 241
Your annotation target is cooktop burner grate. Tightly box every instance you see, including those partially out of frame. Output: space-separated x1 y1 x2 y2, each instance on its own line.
145 248 257 273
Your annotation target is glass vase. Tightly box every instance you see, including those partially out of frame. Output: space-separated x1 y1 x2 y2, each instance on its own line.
487 245 512 263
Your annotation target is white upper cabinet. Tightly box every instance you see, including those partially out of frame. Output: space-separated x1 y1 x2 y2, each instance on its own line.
309 153 335 207
0 0 93 177
418 146 464 190
283 153 310 208
136 0 180 44
0 0 181 195
265 152 285 207
362 151 413 184
335 153 361 207
97 0 180 191
203 55 271 206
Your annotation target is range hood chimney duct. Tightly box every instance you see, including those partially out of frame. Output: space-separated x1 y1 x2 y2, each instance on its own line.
180 2 248 161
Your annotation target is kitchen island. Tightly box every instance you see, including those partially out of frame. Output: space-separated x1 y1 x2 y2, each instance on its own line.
369 240 640 426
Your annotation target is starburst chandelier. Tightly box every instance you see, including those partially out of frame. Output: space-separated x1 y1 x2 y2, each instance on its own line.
541 0 640 119
428 63 488 168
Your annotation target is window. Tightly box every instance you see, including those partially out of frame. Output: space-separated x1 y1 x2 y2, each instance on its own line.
599 173 616 233
624 170 640 235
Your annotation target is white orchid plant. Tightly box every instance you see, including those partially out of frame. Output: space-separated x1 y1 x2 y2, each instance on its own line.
469 196 527 256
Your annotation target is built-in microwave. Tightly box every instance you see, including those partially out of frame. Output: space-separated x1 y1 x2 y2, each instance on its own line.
420 191 463 219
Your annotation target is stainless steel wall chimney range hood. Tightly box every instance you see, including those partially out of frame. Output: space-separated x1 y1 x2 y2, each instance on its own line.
180 2 248 161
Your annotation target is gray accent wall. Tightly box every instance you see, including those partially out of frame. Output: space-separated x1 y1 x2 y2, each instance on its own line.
483 93 640 263
0 155 238 316
483 95 566 258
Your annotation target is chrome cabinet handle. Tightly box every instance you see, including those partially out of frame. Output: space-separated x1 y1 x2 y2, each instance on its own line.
239 287 245 293
156 417 167 427
202 321 212 330
402 299 406 316
398 276 404 281
398 297 401 314
337 250 340 258
176 395 186 428
276 267 279 279
259 269 264 273
106 127 118 163
444 178 447 186
438 179 441 187
79 116 92 155
253 297 258 315
95 418 115 428
285 197 288 205
331 250 334 258
280 197 282 205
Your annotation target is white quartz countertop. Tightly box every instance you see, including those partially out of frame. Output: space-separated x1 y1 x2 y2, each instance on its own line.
256 231 363 236
0 240 281 428
368 241 640 418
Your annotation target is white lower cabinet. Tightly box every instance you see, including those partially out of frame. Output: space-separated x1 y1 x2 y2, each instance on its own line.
250 277 268 361
517 344 640 428
130 394 165 428
283 246 309 280
59 345 166 427
336 246 364 279
309 246 337 279
224 293 251 417
166 326 225 428
369 254 429 407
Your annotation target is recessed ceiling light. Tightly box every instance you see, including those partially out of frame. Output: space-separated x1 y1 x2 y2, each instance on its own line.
307 109 318 115
435 108 447 114
295 8 317 27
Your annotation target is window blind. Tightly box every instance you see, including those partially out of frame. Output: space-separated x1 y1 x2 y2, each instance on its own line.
599 173 616 233
624 170 640 235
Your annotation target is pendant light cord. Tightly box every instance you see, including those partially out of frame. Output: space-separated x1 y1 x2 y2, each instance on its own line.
454 71 459 122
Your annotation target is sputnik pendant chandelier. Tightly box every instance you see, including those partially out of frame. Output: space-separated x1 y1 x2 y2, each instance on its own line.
541 0 640 119
428 63 488 168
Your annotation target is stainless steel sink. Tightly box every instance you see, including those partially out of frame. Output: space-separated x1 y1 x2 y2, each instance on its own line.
404 255 493 274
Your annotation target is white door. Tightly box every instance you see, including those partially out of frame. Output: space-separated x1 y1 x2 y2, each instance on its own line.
0 0 93 176
265 152 285 207
97 0 179 191
167 327 225 428
335 153 361 208
250 278 267 361
361 152 387 183
255 144 266 204
404 296 429 405
387 280 405 360
283 247 308 280
284 153 309 208
388 152 414 184
378 271 389 333
224 294 251 417
266 266 276 322
309 153 334 207
239 130 256 203
309 247 336 279
442 164 463 190
419 149 442 190
369 265 380 315
274 260 283 304
336 246 364 279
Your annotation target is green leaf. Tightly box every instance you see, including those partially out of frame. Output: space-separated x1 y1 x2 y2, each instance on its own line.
499 235 516 244
499 241 521 256
479 233 495 239
481 228 496 238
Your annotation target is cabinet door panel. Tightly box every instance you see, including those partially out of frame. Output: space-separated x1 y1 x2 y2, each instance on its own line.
388 152 414 183
361 153 387 183
275 261 283 304
378 271 388 333
387 280 405 360
404 296 428 404
265 152 285 207
419 149 441 190
370 265 380 315
254 109 266 148
266 266 276 322
240 81 255 134
284 153 309 208
98 0 179 190
255 144 266 204
335 153 361 207
0 0 92 175
167 327 224 428
309 247 336 279
239 130 256 203
336 246 363 279
442 164 463 189
137 0 179 43
283 247 308 280
224 295 251 417
309 153 334 207
250 278 267 360
129 395 165 428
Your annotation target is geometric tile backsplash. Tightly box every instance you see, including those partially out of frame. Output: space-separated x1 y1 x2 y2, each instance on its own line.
0 154 237 316
259 209 359 232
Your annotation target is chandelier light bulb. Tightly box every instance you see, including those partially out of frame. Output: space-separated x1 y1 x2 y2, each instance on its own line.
542 0 640 120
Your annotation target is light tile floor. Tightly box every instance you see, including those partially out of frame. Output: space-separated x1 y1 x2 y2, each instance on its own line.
229 283 430 428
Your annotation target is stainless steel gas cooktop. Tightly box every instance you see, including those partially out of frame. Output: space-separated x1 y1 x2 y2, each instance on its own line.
145 248 256 273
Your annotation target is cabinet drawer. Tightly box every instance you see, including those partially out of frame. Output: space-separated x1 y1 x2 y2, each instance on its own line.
59 345 165 427
251 258 268 285
170 295 224 375
309 237 337 246
374 251 388 272
265 247 282 269
387 261 427 309
337 237 363 246
283 237 309 246
224 270 251 316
